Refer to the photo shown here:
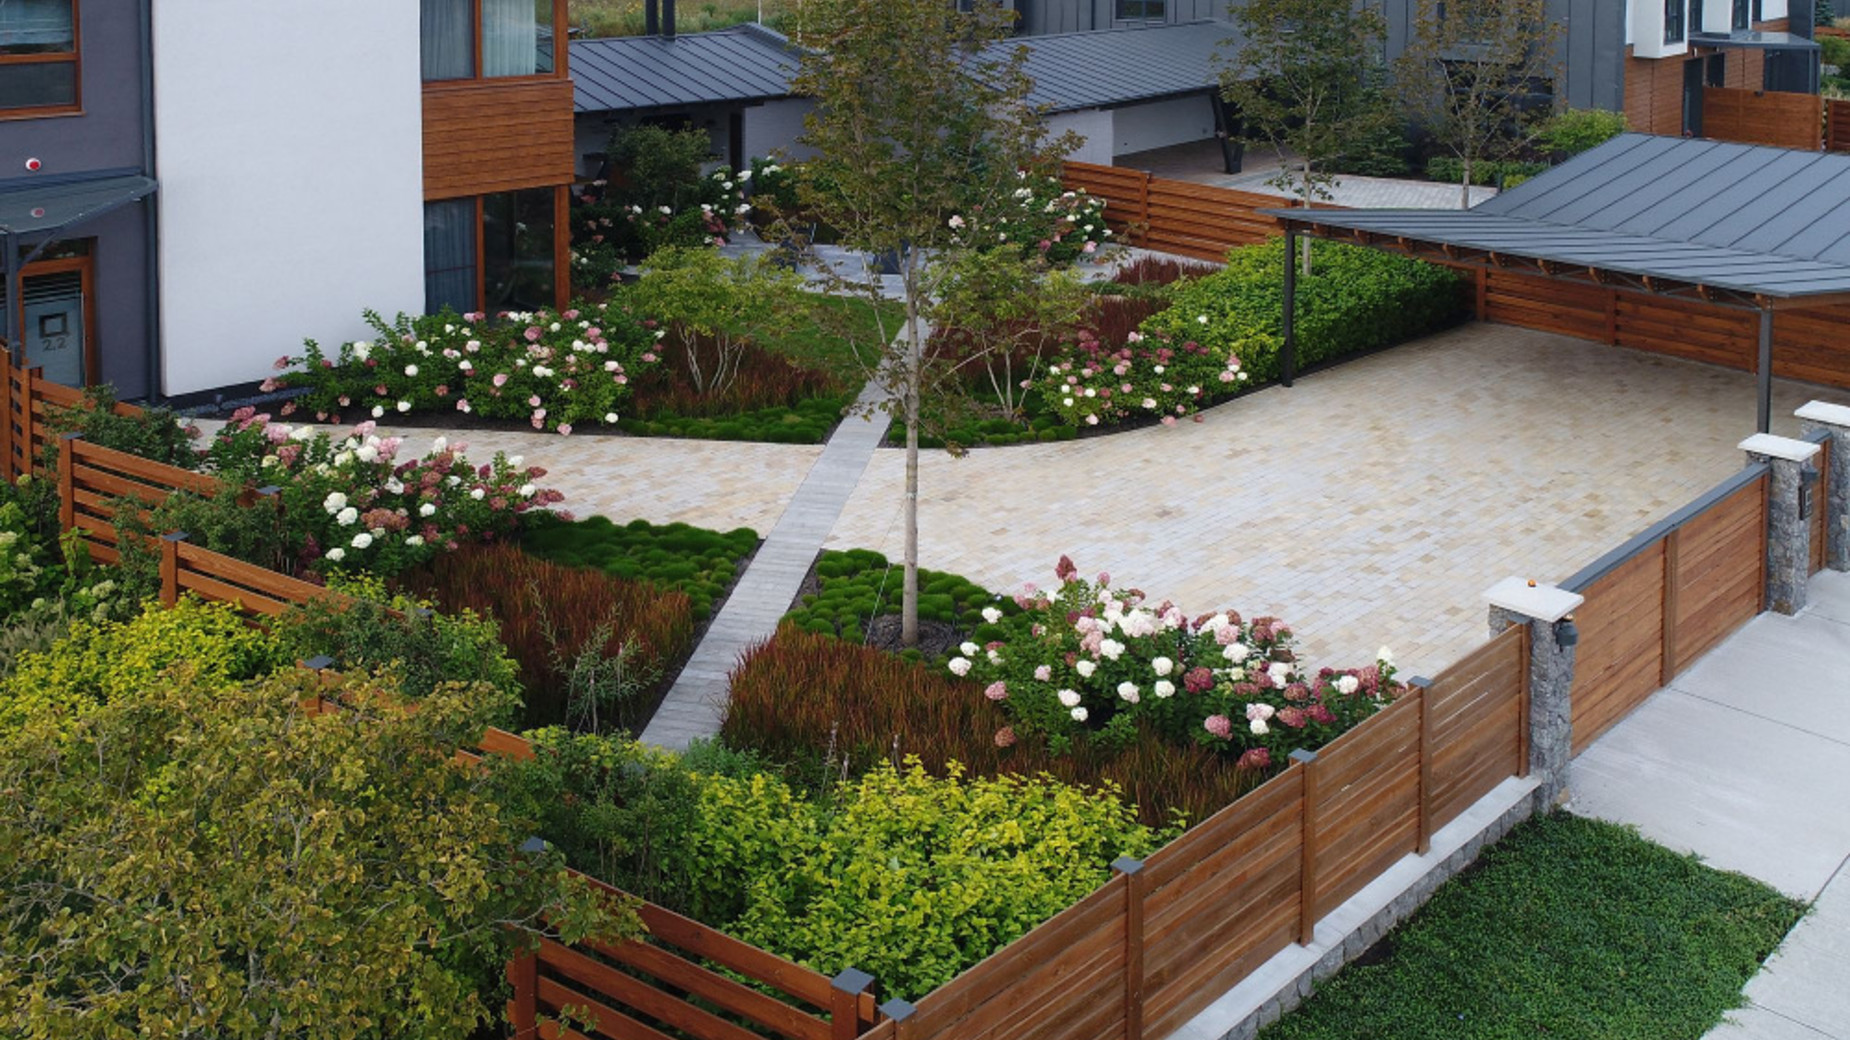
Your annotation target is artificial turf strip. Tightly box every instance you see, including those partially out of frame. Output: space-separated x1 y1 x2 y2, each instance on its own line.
1263 811 1804 1040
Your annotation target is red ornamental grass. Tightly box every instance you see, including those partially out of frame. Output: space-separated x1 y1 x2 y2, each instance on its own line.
1111 255 1220 287
400 544 695 731
723 625 1263 827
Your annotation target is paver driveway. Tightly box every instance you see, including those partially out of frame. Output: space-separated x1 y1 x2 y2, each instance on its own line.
826 324 1850 678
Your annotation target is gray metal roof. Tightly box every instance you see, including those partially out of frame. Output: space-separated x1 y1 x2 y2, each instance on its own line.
0 173 157 238
990 20 1242 113
1267 135 1850 301
571 24 800 113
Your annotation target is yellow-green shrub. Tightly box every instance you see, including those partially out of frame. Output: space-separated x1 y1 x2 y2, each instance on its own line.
0 597 281 735
672 759 1174 1000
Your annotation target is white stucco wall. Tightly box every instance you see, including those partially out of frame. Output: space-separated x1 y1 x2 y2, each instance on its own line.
1111 94 1216 157
153 1 425 396
1630 0 1690 57
1046 108 1114 166
744 98 816 162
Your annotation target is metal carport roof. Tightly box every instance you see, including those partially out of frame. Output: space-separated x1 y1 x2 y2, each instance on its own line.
1261 134 1850 431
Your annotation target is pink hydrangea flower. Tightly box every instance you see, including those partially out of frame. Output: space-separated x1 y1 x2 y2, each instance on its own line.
1237 748 1271 771
984 681 1007 701
1203 715 1233 739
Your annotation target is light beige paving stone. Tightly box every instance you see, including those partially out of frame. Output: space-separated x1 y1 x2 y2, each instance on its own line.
826 325 1850 679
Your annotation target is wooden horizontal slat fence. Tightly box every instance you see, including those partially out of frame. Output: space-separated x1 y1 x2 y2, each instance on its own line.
1703 87 1826 151
2 353 138 481
57 434 222 565
1563 466 1769 752
880 626 1530 1040
1063 161 1298 262
1829 100 1850 154
1478 269 1850 391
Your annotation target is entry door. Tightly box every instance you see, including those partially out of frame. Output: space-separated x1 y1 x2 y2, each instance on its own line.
1683 57 1707 137
2 258 93 387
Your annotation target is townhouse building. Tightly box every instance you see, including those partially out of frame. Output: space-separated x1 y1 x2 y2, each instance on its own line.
1 0 578 401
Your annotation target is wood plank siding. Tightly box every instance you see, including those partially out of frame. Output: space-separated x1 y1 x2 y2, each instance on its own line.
422 79 576 200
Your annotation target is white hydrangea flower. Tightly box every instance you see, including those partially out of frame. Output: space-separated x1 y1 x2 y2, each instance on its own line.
1223 642 1250 663
335 507 359 526
1099 638 1125 661
980 606 1002 624
323 492 348 514
1153 680 1175 699
1070 706 1089 722
1117 682 1140 703
1152 656 1174 677
960 641 979 656
351 532 374 549
1336 675 1360 696
419 502 438 517
1057 688 1082 708
949 657 972 676
325 547 346 562
1250 718 1269 735
1075 659 1097 678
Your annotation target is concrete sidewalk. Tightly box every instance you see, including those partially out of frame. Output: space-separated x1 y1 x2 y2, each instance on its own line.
1568 569 1850 1039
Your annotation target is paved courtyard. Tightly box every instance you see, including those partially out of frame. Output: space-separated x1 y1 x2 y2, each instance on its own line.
826 325 1850 678
1118 140 1501 209
312 323 1848 683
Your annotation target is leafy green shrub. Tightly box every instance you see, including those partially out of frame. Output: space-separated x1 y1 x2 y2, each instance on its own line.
41 385 201 470
685 760 1171 1001
271 574 521 717
724 625 1264 827
0 597 281 736
1328 115 1415 176
1143 239 1465 383
0 668 632 1040
1535 107 1629 157
519 513 757 622
571 125 747 272
619 393 851 444
401 542 695 732
785 548 1011 645
1425 156 1550 186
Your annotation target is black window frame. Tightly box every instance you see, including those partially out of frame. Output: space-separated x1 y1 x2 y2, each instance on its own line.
1665 0 1686 43
1115 0 1166 23
0 0 81 119
1732 0 1750 30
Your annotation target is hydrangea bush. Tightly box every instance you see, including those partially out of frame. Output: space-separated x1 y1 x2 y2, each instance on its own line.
269 303 660 435
205 410 560 576
1038 328 1251 428
953 556 1398 767
971 173 1113 267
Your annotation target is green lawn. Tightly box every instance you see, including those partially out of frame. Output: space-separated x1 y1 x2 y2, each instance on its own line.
1264 812 1804 1040
757 291 905 388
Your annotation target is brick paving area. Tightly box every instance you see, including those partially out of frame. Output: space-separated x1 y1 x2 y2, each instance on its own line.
826 324 1850 679
1119 140 1500 210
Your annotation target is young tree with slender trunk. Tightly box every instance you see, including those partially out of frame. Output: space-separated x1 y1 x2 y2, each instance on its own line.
789 0 1074 647
1395 0 1563 209
1220 0 1390 275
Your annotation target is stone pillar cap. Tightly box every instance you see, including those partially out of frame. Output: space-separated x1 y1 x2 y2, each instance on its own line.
1485 577 1584 623
1795 401 1850 427
1739 433 1822 463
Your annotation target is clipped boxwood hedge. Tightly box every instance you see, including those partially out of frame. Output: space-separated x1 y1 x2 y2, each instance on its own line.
785 548 1013 652
1142 239 1465 385
519 513 759 622
616 393 851 445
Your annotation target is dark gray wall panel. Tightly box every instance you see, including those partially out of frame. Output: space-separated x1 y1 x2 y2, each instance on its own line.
2 0 147 176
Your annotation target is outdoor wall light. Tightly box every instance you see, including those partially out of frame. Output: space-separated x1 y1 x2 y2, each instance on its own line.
1554 616 1579 649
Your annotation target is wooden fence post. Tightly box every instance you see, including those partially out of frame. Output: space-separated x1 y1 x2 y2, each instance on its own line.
159 531 188 607
1408 677 1435 855
506 949 540 1040
1661 527 1681 684
0 353 12 483
1292 748 1319 946
56 432 81 532
17 363 34 478
879 999 916 1040
1113 856 1146 1039
830 968 877 1040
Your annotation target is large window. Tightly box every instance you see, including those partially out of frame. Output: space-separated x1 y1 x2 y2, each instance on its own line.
1665 0 1685 43
422 0 559 83
0 0 79 117
424 189 559 316
1116 1 1165 21
1732 0 1750 29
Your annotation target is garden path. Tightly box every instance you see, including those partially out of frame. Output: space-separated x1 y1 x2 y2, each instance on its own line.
1570 570 1850 1039
825 324 1850 681
638 378 895 750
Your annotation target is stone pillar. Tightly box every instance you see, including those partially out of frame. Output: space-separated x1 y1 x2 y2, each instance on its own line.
1741 433 1824 615
1797 401 1850 573
1485 577 1584 810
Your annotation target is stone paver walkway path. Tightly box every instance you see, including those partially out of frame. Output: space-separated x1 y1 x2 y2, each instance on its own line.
639 379 894 749
1570 570 1850 1039
1119 140 1501 209
827 325 1850 678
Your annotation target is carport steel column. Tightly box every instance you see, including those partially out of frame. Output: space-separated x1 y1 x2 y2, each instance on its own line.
1756 306 1774 435
1281 229 1297 388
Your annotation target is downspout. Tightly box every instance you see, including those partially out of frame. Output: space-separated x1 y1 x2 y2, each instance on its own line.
139 0 162 403
3 233 15 367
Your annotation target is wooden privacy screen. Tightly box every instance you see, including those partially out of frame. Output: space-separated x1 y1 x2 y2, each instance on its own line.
882 624 1529 1040
1703 87 1826 152
57 435 220 565
1830 100 1850 155
422 79 576 200
1566 468 1769 753
1 354 137 482
1063 162 1295 262
1478 270 1850 391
